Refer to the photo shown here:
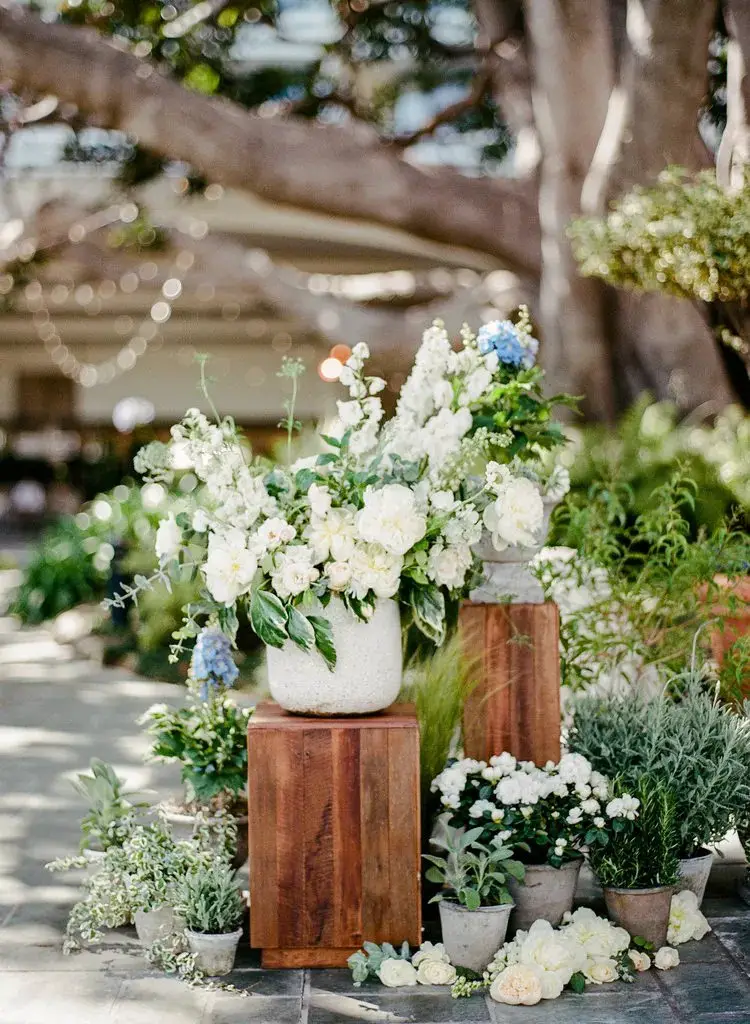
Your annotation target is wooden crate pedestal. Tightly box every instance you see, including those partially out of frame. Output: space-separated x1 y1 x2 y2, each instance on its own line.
247 702 421 968
460 601 561 765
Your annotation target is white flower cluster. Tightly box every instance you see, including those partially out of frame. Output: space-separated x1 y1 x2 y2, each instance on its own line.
377 942 457 988
483 462 545 552
667 890 711 945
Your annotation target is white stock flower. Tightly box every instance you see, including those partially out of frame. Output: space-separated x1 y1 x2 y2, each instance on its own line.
628 950 651 971
356 484 426 555
348 544 402 599
335 400 364 429
668 891 711 945
432 380 453 409
155 514 182 561
585 959 619 984
378 958 418 987
489 964 544 1005
483 475 544 552
255 517 295 553
325 561 352 591
308 484 332 517
271 545 320 599
654 947 680 970
204 528 257 605
416 960 457 986
411 941 450 967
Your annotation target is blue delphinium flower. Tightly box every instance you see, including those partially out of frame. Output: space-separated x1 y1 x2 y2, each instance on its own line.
477 320 539 369
190 628 239 698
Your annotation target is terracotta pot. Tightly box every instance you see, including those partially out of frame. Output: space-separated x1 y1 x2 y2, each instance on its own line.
603 885 673 948
185 927 242 976
677 848 713 906
438 901 514 973
507 858 583 932
698 575 750 692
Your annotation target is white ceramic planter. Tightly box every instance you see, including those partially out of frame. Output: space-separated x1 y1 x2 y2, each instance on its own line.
438 901 514 973
677 848 714 905
470 498 557 604
134 906 181 946
507 858 583 932
186 927 242 976
266 597 403 715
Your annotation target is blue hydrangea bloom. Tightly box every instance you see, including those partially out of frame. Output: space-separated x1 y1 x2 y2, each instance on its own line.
190 629 239 697
477 320 538 369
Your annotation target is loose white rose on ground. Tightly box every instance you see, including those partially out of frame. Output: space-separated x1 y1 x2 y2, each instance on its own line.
204 528 257 605
517 921 585 998
378 958 419 987
654 947 680 970
155 514 182 561
482 474 544 551
628 950 651 971
416 960 457 986
490 963 544 1005
585 958 619 984
560 907 630 960
668 890 712 945
356 484 427 556
411 941 451 967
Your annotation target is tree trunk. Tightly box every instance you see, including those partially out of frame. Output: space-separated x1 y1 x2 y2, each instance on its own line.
523 0 618 419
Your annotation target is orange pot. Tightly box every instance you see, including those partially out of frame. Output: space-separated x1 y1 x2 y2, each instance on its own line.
698 575 750 687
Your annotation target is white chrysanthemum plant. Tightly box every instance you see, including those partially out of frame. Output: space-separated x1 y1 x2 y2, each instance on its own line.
127 342 540 713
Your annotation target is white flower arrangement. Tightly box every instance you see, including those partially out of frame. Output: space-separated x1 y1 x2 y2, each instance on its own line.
123 316 570 668
431 752 635 867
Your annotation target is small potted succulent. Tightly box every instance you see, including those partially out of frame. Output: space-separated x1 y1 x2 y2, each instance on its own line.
71 758 148 861
588 776 679 949
176 860 245 976
423 824 524 972
141 628 252 867
432 752 622 930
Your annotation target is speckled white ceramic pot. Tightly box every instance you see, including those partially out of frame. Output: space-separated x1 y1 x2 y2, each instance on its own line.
266 596 403 715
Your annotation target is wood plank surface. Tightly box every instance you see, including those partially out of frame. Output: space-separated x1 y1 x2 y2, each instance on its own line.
461 602 561 765
262 947 360 968
248 728 279 948
360 727 391 940
275 727 305 947
303 728 334 947
387 727 422 945
331 727 363 947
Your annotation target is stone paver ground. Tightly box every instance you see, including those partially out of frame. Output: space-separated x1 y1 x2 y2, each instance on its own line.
1 612 749 1023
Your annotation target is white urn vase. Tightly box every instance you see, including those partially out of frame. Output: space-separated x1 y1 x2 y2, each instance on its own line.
266 596 403 715
470 497 558 604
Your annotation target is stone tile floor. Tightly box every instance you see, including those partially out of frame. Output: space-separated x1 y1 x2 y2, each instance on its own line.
1 609 749 1023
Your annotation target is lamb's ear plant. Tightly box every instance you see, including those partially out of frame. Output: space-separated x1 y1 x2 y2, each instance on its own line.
588 776 680 890
423 824 524 910
175 861 244 935
347 941 412 986
570 658 750 858
72 759 148 852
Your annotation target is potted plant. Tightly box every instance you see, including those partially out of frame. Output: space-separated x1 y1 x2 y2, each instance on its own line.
431 752 623 930
175 861 245 976
116 317 569 716
588 776 679 948
71 758 148 861
48 815 227 952
141 629 252 867
423 823 524 972
570 666 750 904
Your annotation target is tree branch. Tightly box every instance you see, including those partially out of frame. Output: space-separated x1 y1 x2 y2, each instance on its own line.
393 66 494 148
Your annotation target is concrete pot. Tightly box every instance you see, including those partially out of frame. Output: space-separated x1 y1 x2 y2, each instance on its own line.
677 848 713 906
438 901 514 973
163 807 249 870
603 885 673 948
266 597 402 715
186 927 242 976
508 858 583 932
134 906 181 947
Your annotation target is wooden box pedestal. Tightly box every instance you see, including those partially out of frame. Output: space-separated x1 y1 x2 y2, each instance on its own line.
247 702 421 968
460 602 561 765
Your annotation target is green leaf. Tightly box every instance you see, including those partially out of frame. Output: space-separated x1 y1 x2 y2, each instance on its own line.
424 866 444 884
410 586 446 645
504 860 526 882
569 972 586 994
286 606 315 652
307 615 337 670
319 434 341 449
249 590 288 648
462 888 481 911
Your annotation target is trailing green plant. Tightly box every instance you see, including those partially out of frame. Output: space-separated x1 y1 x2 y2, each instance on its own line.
399 636 478 814
423 824 524 910
587 776 680 889
140 693 252 808
71 758 148 852
570 662 750 857
175 860 244 935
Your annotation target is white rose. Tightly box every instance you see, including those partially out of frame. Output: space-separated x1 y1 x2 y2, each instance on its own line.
585 958 619 984
306 509 357 563
378 958 418 987
255 517 296 552
416 960 457 986
483 476 544 551
668 890 711 945
155 514 182 561
348 543 403 599
489 964 544 1006
580 798 600 815
431 489 456 512
654 947 680 970
356 484 426 556
271 546 320 599
628 950 651 972
519 920 586 990
411 941 450 967
427 543 471 590
325 561 352 591
204 528 257 605
308 484 332 517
